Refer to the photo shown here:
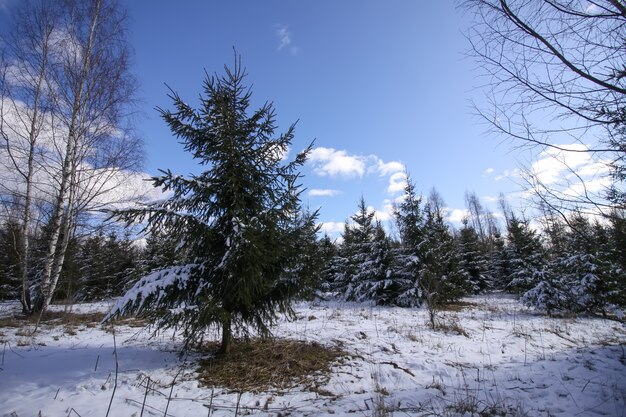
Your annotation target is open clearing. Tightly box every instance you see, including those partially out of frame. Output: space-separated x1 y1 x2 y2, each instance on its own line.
1 294 625 416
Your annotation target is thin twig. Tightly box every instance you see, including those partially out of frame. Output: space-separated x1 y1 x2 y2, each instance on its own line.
140 376 151 417
164 368 182 417
104 327 119 417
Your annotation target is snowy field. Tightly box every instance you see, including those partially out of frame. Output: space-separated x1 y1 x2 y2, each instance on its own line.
1 295 625 416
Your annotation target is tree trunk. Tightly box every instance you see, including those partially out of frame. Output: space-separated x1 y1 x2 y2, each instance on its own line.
219 316 232 355
36 0 102 313
19 43 49 314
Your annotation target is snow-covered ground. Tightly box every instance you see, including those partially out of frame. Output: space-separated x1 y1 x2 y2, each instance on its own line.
1 295 625 416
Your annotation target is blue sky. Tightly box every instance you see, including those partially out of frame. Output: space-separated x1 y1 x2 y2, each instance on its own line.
0 0 536 237
121 0 527 237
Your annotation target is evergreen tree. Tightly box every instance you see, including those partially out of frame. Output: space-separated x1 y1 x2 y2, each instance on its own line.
287 210 323 300
108 57 314 354
342 197 396 304
138 229 188 274
521 212 626 315
323 220 353 295
318 233 338 293
457 219 490 294
418 191 465 327
360 221 398 304
420 194 465 306
392 176 426 306
607 212 626 308
504 214 545 293
0 220 22 300
487 230 510 291
75 231 138 301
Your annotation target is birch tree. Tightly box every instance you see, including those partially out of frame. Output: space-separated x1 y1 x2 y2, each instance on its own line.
0 0 140 313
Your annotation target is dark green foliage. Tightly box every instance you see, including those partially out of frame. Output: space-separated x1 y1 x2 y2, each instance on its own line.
340 198 397 304
504 214 545 293
287 210 323 300
108 57 314 354
419 196 466 306
456 219 490 294
486 230 510 291
137 229 188 274
53 236 80 302
0 220 22 300
75 231 139 301
523 212 626 315
392 177 426 306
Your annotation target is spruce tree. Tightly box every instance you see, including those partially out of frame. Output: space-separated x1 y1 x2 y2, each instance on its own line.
318 233 338 292
392 176 426 306
0 220 22 300
108 57 314 354
342 197 390 303
457 219 489 294
420 195 465 306
323 220 354 295
487 230 510 291
419 192 465 327
354 220 397 305
524 213 623 315
287 210 323 300
504 214 545 293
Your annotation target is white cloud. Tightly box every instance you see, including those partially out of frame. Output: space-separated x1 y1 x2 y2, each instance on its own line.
0 96 160 216
371 201 395 222
495 168 521 181
376 160 405 176
387 171 407 195
483 168 494 176
521 143 613 207
447 208 468 224
529 144 610 186
483 195 498 203
563 176 611 198
318 221 345 235
275 25 299 55
308 147 366 178
308 188 341 197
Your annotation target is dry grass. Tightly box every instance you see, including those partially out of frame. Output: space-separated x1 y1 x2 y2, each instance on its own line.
0 311 105 328
108 316 149 328
435 318 470 337
438 301 478 312
197 338 347 393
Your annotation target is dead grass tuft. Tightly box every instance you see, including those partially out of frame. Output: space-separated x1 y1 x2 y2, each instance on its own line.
435 319 470 337
438 301 478 312
197 338 347 393
0 311 105 328
109 316 149 328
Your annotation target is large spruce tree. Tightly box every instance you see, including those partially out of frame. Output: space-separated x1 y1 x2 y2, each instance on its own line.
107 57 313 354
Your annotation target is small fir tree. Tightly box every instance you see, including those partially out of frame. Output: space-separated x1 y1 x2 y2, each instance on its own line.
504 214 545 293
108 57 314 354
342 197 381 301
457 219 489 294
419 190 465 327
392 176 426 306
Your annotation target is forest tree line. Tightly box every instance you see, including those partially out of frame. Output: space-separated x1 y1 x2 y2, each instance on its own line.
1 179 624 318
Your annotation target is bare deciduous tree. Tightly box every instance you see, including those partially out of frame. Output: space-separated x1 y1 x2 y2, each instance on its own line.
462 0 626 216
0 1 57 313
0 0 142 313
